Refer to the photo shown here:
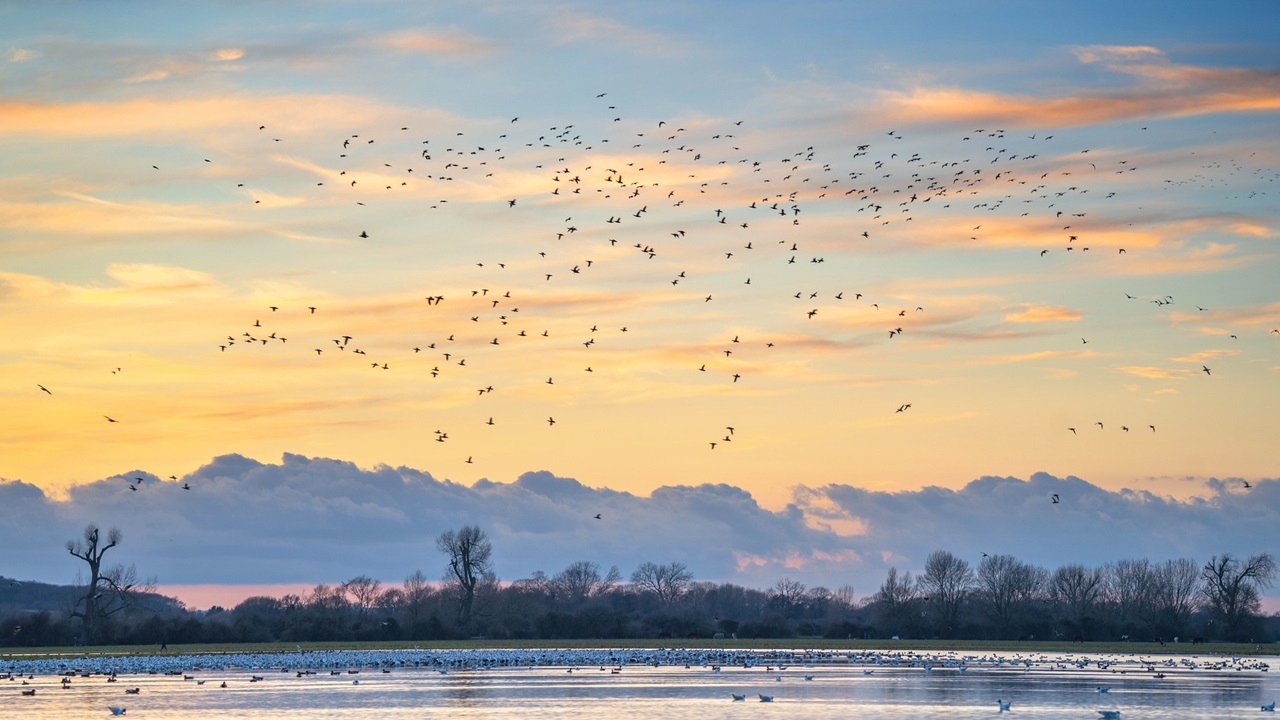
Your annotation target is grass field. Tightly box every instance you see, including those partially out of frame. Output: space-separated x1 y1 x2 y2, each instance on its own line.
3 638 1275 662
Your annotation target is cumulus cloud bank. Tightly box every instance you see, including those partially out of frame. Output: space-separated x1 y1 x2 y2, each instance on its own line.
1 455 1274 602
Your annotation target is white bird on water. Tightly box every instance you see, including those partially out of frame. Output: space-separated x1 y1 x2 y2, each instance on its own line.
758 694 774 702
107 708 127 716
997 699 1011 712
731 693 745 701
1262 700 1275 712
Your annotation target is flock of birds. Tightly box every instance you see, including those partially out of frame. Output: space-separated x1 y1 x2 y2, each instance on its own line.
29 91 1277 503
2 647 1274 715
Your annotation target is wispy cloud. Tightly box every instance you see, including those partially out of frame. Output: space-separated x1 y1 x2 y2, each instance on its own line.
1003 305 1082 323
379 29 492 57
877 48 1280 128
6 47 37 63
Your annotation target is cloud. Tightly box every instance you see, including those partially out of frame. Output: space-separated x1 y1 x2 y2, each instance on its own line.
0 191 246 242
1114 366 1179 380
1 456 1275 607
0 93 404 139
1003 305 1081 323
1073 45 1166 66
6 47 36 63
123 69 170 84
1224 222 1278 239
876 48 1280 128
546 8 682 55
379 29 491 57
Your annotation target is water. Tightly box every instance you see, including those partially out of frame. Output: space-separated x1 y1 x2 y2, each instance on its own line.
3 648 1275 719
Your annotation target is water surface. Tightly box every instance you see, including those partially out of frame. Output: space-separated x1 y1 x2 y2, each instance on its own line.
4 648 1274 719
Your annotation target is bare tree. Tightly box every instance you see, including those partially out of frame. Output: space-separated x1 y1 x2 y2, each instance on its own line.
66 524 153 644
917 550 973 637
401 570 434 628
342 575 383 616
552 561 621 609
977 554 1045 637
831 584 858 612
873 567 919 637
436 525 495 626
1049 563 1106 633
1107 558 1156 629
1151 558 1199 634
376 587 405 615
1200 553 1277 640
630 561 692 605
769 577 807 616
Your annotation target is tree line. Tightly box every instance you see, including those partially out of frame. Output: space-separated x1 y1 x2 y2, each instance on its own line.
0 524 1275 647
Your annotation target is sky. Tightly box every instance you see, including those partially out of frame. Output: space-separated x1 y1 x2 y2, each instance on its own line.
1 1 1278 610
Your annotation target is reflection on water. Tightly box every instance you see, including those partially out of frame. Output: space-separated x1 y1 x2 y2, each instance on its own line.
2 649 1275 720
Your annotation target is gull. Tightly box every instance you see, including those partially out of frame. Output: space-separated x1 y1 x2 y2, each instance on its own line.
108 708 127 716
731 694 745 701
1261 701 1274 711
1052 493 1060 504
1097 712 1120 720
37 384 52 394
998 699 1011 712
758 694 774 702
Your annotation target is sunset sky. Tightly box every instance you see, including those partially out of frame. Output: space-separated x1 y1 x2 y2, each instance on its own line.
2 1 1278 609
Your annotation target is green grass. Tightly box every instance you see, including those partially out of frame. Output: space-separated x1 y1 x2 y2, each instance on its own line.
2 638 1275 662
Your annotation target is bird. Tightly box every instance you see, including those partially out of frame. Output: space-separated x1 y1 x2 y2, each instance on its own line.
1097 711 1120 720
37 384 52 394
108 708 127 716
731 693 746 701
105 416 119 423
1202 365 1211 375
593 513 601 520
758 694 773 702
1261 701 1275 712
998 699 1011 712
1052 493 1060 504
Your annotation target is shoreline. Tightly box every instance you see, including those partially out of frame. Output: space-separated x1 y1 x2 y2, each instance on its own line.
4 638 1276 663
